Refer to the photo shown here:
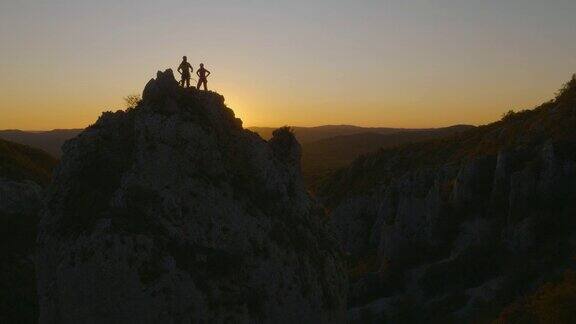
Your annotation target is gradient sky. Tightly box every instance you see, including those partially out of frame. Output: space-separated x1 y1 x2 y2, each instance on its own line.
0 0 575 130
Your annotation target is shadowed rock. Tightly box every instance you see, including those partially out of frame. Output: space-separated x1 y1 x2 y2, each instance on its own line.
37 70 347 323
319 75 576 323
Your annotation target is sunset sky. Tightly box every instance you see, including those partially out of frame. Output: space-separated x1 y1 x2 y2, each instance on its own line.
1 0 575 130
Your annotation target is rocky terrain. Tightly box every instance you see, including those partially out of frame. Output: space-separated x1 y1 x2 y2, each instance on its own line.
318 75 576 323
0 139 56 323
37 70 347 323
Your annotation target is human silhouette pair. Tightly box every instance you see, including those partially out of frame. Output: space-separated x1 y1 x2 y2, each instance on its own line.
177 56 211 90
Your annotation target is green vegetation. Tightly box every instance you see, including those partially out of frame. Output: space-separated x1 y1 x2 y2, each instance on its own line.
0 138 57 184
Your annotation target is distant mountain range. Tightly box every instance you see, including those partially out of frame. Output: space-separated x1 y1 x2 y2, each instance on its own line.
300 125 474 188
248 125 472 143
0 125 474 187
0 129 82 157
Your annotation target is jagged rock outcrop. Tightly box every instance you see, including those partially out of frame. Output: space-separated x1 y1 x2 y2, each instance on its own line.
328 143 576 323
319 76 576 323
37 70 347 323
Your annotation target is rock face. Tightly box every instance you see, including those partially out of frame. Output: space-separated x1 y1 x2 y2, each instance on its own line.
0 178 44 323
319 78 576 323
330 145 576 323
37 70 347 323
0 138 55 323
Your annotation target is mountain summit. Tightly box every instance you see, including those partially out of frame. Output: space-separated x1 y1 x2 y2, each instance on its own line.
37 70 347 323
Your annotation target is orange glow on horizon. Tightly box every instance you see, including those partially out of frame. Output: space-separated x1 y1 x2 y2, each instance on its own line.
0 1 574 131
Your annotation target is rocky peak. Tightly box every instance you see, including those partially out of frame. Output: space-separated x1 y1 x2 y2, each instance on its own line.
37 70 346 323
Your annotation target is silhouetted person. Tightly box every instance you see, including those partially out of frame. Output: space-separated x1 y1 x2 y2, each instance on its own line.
196 63 211 90
177 56 193 88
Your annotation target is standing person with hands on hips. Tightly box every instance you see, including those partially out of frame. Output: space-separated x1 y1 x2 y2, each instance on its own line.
196 63 211 90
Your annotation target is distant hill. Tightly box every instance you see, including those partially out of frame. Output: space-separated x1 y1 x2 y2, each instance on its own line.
0 129 82 157
301 125 474 188
248 125 451 143
0 138 57 185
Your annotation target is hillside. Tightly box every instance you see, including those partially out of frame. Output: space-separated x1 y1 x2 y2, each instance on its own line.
0 138 57 185
301 125 474 188
318 75 576 323
0 129 82 158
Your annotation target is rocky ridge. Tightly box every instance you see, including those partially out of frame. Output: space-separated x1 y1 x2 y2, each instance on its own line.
37 70 347 323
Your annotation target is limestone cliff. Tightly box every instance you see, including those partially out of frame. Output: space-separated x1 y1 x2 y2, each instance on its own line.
37 70 347 323
319 75 576 323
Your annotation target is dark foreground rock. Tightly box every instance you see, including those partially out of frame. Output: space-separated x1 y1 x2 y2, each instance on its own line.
0 138 56 323
0 179 43 323
37 70 347 323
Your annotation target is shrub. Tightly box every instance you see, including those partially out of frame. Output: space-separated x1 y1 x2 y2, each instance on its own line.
124 94 141 110
501 110 516 122
555 74 576 102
